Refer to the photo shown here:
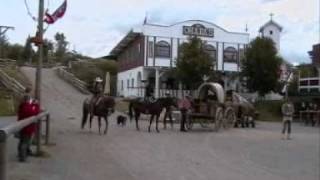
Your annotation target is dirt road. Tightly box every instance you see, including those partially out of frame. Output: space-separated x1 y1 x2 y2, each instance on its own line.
5 67 319 180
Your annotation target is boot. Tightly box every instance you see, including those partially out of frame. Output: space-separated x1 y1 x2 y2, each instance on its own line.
286 133 291 140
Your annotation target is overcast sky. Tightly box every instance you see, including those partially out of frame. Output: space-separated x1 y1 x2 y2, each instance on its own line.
0 0 319 64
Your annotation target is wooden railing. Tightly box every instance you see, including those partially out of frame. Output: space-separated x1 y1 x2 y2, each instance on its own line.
0 69 25 97
55 67 90 94
0 111 50 180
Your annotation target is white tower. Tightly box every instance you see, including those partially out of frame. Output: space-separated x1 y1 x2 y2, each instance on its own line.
259 14 283 52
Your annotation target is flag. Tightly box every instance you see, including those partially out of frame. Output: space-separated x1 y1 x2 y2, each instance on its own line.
44 0 67 24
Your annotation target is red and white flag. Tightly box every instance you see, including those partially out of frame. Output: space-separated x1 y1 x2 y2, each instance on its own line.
44 0 67 24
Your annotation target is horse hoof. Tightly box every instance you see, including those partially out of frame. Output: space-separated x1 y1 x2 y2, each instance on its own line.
156 130 160 133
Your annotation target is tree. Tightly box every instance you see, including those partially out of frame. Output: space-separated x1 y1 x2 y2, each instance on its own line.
54 32 68 62
22 36 34 64
241 37 282 97
175 36 215 89
43 39 54 63
7 44 24 61
0 34 9 58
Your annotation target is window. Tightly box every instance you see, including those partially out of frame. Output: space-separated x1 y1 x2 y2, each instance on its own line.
155 41 171 58
127 79 130 89
148 41 154 57
223 47 238 63
269 30 273 35
131 78 134 88
204 44 216 61
121 80 123 90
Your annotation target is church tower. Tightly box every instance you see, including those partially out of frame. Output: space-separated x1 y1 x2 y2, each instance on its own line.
259 14 283 52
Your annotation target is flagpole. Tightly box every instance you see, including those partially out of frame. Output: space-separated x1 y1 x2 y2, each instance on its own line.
35 0 44 105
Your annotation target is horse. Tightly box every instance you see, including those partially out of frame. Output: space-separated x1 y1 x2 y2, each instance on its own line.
81 95 115 134
128 97 177 132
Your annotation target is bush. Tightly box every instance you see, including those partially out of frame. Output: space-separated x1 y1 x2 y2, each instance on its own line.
70 60 118 95
255 100 284 121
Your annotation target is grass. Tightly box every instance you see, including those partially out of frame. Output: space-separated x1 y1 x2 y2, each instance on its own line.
115 98 129 113
1 66 32 87
0 90 16 116
255 100 283 122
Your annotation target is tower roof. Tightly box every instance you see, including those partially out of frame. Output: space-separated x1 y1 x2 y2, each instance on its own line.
259 20 283 32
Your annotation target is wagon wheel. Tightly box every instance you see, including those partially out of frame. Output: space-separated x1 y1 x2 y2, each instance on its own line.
214 107 224 132
185 113 193 130
223 107 236 129
199 103 216 129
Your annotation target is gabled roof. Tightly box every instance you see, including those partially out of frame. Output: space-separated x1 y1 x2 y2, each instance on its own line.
109 30 142 57
259 20 283 32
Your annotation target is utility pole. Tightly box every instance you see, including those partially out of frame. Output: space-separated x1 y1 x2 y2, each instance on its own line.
0 26 14 58
35 0 44 105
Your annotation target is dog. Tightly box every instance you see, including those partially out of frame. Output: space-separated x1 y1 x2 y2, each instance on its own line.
117 115 127 127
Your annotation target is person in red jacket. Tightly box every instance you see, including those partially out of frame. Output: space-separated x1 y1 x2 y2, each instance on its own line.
17 87 40 162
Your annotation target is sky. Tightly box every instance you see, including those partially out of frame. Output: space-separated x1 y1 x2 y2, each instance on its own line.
0 0 319 64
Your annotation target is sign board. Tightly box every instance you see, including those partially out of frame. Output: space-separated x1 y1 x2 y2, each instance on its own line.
183 24 214 37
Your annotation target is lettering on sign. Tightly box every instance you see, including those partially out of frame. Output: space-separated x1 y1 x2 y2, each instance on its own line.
183 24 214 37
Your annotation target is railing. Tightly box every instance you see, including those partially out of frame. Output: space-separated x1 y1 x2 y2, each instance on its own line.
0 69 25 97
125 87 194 98
0 59 16 68
0 111 50 180
55 67 90 94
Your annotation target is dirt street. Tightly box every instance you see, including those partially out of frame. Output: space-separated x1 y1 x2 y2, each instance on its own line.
3 67 319 180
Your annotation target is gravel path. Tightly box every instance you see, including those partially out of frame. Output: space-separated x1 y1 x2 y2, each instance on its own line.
3 67 319 180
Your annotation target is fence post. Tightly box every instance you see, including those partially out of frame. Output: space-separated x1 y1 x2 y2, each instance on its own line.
0 142 7 180
0 132 7 180
36 120 42 155
45 114 50 145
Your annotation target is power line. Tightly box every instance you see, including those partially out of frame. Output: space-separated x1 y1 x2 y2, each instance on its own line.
24 0 37 22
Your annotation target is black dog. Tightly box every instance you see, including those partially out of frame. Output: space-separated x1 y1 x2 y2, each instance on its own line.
117 115 127 126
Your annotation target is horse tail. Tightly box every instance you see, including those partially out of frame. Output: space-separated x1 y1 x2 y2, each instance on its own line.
129 101 133 121
81 99 89 129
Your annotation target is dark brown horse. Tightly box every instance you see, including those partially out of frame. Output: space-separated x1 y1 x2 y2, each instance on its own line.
81 96 115 134
128 97 177 132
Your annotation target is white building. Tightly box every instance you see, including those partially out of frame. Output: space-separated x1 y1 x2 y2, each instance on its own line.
259 19 282 52
110 19 282 98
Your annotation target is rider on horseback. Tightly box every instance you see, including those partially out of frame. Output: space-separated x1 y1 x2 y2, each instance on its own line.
91 77 104 108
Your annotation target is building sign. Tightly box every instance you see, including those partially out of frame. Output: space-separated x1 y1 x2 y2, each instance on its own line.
183 24 214 37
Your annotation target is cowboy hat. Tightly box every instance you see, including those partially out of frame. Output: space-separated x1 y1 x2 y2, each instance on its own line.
95 77 103 82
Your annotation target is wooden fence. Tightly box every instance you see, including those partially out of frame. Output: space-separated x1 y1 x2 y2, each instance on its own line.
0 111 50 180
55 67 90 94
0 69 25 97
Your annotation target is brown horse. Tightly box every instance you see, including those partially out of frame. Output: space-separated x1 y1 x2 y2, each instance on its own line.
81 96 115 134
128 97 177 132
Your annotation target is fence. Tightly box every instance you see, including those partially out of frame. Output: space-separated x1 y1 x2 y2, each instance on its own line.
126 87 194 98
0 59 16 68
0 111 50 180
0 69 25 97
55 67 90 94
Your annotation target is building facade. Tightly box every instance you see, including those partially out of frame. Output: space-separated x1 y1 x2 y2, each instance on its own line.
110 20 251 97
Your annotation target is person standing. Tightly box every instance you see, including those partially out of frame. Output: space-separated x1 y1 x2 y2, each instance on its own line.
281 98 295 140
17 87 40 162
178 95 192 132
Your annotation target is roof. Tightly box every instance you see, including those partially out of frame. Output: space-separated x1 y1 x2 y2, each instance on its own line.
259 20 283 32
109 30 142 57
146 20 250 36
197 82 225 103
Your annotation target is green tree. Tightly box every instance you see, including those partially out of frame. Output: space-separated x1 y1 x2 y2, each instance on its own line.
54 32 68 62
22 36 34 64
7 44 24 61
0 34 9 58
175 36 215 89
43 39 54 63
241 37 282 97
